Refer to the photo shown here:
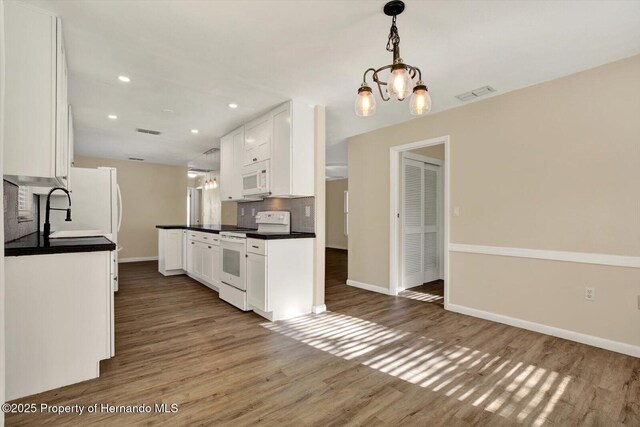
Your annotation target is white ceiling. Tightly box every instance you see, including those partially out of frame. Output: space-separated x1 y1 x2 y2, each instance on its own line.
24 0 640 177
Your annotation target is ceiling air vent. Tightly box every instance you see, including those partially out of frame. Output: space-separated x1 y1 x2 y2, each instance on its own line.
136 128 162 136
128 157 145 162
455 85 496 102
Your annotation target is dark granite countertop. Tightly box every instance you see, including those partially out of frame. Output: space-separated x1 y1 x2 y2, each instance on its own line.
156 224 316 240
5 232 117 256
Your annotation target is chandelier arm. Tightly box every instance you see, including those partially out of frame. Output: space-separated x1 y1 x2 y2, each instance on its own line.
362 67 377 84
372 70 391 101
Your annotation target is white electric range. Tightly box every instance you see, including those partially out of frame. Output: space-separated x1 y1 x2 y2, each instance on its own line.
218 211 291 311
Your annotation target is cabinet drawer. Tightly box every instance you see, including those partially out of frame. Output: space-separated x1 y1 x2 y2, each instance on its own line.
187 231 219 245
247 238 266 255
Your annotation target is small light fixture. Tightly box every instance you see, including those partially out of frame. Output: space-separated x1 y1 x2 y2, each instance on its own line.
108 114 118 120
118 75 131 83
188 171 197 178
212 178 218 189
191 129 199 134
228 103 238 109
355 1 431 116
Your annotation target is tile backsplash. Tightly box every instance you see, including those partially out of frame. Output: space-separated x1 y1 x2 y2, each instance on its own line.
4 180 38 242
237 197 315 233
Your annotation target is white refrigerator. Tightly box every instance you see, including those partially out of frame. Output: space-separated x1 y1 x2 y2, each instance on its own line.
40 167 122 289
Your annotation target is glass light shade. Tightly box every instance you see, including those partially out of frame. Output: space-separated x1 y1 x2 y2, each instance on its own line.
409 86 432 115
212 178 218 189
387 66 412 100
355 87 376 117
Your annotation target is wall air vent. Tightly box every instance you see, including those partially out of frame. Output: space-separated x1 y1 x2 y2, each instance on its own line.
188 168 211 173
136 128 162 135
455 85 496 102
203 148 219 155
128 157 145 162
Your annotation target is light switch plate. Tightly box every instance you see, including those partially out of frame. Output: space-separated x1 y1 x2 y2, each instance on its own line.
453 207 460 217
241 207 244 216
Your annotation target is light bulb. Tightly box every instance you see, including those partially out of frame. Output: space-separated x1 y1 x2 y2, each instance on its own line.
409 83 432 115
212 178 218 189
355 85 376 117
387 64 413 101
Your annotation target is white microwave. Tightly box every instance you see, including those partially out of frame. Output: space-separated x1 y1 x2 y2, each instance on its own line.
242 166 269 196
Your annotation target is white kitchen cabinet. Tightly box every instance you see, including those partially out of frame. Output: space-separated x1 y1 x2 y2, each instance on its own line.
244 113 272 166
220 126 245 201
5 250 113 400
158 229 185 276
3 2 72 187
270 100 315 197
212 244 221 285
200 243 215 285
246 238 314 321
192 242 204 278
247 252 267 312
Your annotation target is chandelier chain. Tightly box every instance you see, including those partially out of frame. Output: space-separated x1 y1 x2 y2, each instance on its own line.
385 14 400 52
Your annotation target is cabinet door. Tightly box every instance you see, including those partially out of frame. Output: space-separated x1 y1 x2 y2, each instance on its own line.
3 3 58 180
182 231 187 271
193 243 204 278
244 114 272 166
270 102 292 196
247 253 267 312
212 245 221 285
164 230 183 271
55 27 69 187
186 240 195 274
220 127 244 201
201 245 214 285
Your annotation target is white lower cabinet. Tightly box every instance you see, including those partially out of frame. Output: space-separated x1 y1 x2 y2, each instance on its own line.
158 229 185 276
246 238 314 321
247 252 267 312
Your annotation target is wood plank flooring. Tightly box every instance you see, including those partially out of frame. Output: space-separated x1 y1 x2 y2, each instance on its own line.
6 248 640 426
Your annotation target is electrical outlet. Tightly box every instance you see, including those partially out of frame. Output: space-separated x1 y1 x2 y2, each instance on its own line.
305 206 311 217
453 207 460 217
585 287 595 301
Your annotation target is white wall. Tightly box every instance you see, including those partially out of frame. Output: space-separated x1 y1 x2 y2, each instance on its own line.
1 0 7 420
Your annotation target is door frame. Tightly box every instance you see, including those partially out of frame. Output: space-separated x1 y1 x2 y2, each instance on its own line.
389 135 450 307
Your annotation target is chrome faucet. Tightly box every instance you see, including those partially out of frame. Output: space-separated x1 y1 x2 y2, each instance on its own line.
43 187 72 238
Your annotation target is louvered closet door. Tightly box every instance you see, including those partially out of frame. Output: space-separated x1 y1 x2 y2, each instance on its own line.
402 158 425 288
423 163 440 283
402 157 441 289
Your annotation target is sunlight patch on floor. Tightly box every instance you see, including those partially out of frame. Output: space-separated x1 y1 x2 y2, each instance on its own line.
264 311 571 425
398 289 444 303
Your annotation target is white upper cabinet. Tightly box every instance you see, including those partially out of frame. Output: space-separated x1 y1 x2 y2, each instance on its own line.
3 2 72 187
270 100 315 197
220 126 245 201
243 113 272 166
220 100 315 201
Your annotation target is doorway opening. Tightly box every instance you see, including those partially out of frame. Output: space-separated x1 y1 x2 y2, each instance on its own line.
389 136 449 308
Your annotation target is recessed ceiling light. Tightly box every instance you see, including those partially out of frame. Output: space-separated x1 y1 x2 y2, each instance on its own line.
162 108 174 113
108 114 118 120
190 129 199 134
228 103 238 109
118 75 131 83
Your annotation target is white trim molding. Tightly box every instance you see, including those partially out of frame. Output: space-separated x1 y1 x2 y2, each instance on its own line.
448 303 640 358
449 243 640 269
312 304 327 314
119 256 159 263
347 279 397 296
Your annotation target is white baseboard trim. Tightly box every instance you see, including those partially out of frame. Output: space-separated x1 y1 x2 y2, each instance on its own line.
448 303 640 358
326 245 348 251
312 304 327 314
346 279 395 296
449 243 640 269
119 256 158 263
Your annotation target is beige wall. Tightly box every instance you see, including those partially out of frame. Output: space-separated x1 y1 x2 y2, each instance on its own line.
325 179 348 249
74 156 188 260
221 202 237 225
348 55 640 348
409 144 445 160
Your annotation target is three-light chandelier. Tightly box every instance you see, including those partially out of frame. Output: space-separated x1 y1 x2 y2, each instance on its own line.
355 0 431 117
